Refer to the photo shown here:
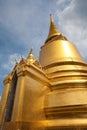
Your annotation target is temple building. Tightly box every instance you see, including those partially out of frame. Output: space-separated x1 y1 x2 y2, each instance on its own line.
1 16 87 130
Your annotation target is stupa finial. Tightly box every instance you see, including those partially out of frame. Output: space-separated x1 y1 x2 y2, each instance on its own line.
50 14 54 23
45 14 60 43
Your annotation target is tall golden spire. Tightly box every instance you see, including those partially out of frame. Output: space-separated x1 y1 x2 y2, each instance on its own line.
45 15 67 43
45 15 60 42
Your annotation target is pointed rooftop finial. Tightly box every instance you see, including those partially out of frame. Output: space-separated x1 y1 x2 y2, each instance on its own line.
21 55 23 59
50 14 53 23
28 48 34 58
30 48 33 54
15 59 18 64
27 48 35 63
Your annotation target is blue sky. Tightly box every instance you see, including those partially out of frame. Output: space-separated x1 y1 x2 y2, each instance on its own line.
0 0 87 96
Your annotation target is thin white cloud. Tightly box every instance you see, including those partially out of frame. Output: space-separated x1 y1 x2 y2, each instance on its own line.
0 1 53 66
55 0 87 60
0 0 56 95
2 53 21 71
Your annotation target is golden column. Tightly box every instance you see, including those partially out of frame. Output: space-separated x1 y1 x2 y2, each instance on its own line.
0 74 12 129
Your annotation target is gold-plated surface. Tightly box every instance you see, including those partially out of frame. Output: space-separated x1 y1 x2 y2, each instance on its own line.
40 40 84 67
39 16 84 68
45 15 67 44
0 75 12 126
46 15 60 42
27 48 35 64
1 16 87 130
0 49 50 130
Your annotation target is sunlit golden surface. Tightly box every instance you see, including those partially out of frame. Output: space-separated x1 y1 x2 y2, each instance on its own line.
0 16 87 130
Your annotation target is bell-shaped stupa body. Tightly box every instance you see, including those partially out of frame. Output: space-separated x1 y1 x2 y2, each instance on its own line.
40 15 84 67
39 15 87 129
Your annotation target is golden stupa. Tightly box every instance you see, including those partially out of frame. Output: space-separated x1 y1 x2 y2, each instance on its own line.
0 16 87 130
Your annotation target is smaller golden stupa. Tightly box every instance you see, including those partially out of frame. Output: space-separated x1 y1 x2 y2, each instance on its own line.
0 15 87 130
